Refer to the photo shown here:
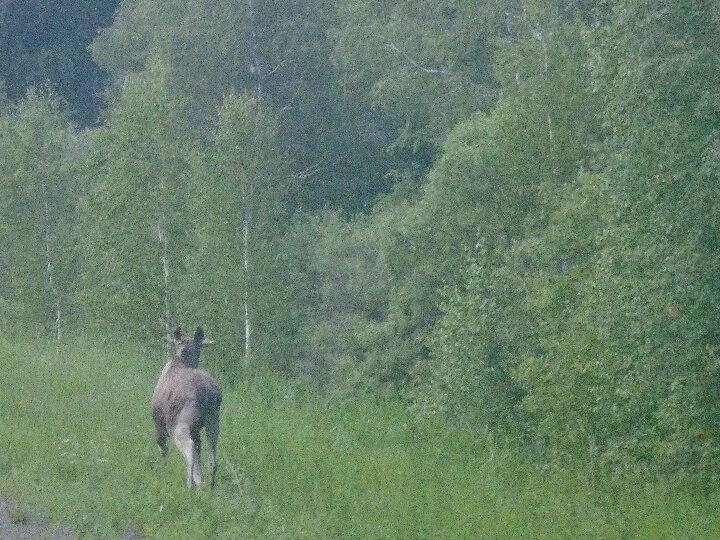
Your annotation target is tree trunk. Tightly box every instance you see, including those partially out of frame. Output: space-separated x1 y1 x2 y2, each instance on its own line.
246 0 263 100
536 28 558 178
43 200 62 340
242 176 252 372
243 0 261 371
40 157 62 340
157 217 172 352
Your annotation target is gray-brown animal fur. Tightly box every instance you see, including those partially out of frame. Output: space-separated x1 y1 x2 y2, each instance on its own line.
152 326 222 488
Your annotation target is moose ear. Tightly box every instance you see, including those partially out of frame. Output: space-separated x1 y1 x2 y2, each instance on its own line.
194 327 205 343
173 326 183 340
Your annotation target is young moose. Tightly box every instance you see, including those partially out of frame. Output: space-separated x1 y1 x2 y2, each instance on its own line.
152 326 222 488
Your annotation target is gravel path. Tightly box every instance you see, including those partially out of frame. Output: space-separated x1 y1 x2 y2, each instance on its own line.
0 499 73 540
0 499 144 539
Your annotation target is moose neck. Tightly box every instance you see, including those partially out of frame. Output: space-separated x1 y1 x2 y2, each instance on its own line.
170 351 201 369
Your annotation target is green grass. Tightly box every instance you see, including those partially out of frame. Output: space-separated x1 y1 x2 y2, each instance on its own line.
1 338 719 538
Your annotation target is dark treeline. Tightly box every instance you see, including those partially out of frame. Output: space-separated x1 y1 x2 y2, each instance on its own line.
0 0 120 124
1 0 719 486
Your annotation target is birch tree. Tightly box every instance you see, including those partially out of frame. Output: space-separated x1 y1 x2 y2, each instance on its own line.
0 90 77 337
78 64 197 343
179 94 288 375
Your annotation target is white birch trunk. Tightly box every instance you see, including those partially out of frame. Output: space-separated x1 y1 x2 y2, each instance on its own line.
157 217 172 351
523 6 557 165
243 0 260 371
246 0 263 100
535 26 558 178
40 157 62 340
539 32 555 145
242 177 252 371
43 200 62 341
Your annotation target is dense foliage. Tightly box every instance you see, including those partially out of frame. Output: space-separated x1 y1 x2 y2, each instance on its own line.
1 0 719 485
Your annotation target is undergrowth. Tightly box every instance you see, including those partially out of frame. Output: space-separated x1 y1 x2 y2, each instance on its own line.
1 338 719 538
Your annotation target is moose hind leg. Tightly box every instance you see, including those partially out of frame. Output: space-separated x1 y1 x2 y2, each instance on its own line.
155 421 168 457
206 413 220 488
191 431 202 487
173 425 197 488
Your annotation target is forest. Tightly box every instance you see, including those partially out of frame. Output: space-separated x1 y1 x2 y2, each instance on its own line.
1 0 720 529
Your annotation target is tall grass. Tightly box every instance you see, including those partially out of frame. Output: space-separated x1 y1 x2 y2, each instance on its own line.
1 338 719 538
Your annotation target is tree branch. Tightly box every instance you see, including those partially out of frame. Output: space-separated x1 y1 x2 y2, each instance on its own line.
385 41 452 76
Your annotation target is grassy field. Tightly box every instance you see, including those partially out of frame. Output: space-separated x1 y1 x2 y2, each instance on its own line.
1 338 719 538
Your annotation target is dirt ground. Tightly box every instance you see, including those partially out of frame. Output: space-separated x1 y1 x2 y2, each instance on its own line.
0 499 145 540
0 499 73 540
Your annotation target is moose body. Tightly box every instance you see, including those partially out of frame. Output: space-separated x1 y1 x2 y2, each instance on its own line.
152 327 221 488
